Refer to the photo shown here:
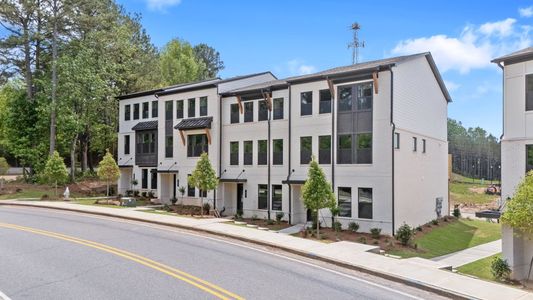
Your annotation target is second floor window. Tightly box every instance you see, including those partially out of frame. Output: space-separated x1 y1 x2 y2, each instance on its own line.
188 98 195 118
136 131 156 155
319 89 332 114
176 100 184 119
244 102 253 122
230 141 239 165
258 140 267 165
244 141 253 165
273 139 283 165
133 103 139 120
301 91 312 116
124 135 130 155
300 136 312 164
187 134 208 157
259 100 268 121
200 96 208 116
338 135 352 164
142 102 149 119
165 100 173 120
231 103 239 124
273 98 283 120
125 105 131 121
527 74 533 111
319 135 331 164
152 101 158 118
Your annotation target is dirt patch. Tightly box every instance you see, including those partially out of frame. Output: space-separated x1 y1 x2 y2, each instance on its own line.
468 187 486 194
240 218 291 231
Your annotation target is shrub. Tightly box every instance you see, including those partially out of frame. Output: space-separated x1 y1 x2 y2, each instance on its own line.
202 202 211 213
133 190 140 197
348 222 359 232
333 221 342 232
147 191 155 198
431 219 439 226
396 223 414 246
41 194 49 200
358 236 367 244
251 214 258 221
416 226 423 232
170 197 177 205
491 257 511 281
275 212 284 223
266 219 275 225
235 211 243 220
373 240 379 245
453 205 461 218
141 192 147 198
370 228 381 239
126 190 133 197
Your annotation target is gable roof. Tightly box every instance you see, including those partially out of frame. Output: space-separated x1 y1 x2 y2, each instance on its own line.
492 47 533 64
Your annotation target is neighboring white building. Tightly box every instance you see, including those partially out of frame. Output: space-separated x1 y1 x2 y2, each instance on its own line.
117 52 450 235
493 47 533 281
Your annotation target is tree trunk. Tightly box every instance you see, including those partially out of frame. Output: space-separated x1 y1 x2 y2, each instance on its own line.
70 134 78 182
316 210 320 238
200 194 203 216
55 180 58 197
80 133 89 172
106 181 109 196
22 22 33 101
49 0 58 156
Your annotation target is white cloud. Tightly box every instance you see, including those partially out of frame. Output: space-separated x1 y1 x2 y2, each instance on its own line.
287 59 316 75
519 6 533 17
391 18 531 74
146 0 181 11
444 80 460 92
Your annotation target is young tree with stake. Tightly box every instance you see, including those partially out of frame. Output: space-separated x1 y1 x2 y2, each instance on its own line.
42 151 68 197
188 152 218 216
97 149 120 196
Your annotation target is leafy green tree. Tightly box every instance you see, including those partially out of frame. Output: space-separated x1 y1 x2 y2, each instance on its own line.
188 152 218 216
302 156 336 237
0 157 9 190
42 151 69 196
193 43 224 80
160 38 204 85
97 149 120 196
501 171 533 236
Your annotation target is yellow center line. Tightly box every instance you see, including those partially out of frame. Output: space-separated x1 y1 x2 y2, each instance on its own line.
0 222 244 300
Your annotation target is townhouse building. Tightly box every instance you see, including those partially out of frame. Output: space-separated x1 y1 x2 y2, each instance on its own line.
117 52 450 235
492 47 533 280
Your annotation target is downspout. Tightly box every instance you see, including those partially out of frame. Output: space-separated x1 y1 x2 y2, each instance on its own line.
331 78 335 191
496 61 504 206
287 84 292 224
389 68 396 236
216 87 222 210
266 89 272 220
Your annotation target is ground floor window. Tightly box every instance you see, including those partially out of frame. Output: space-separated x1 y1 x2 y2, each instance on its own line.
338 187 351 217
151 169 157 189
187 174 195 197
358 188 373 219
271 185 282 211
527 145 533 173
258 184 268 209
141 169 148 189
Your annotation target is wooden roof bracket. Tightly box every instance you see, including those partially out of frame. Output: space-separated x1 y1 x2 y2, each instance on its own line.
179 130 186 146
236 95 243 114
327 77 335 100
372 71 379 94
204 128 212 145
262 90 272 111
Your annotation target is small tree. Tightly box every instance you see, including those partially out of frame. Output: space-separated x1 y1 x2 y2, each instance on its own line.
97 149 120 196
501 170 533 237
302 156 335 237
188 152 218 216
0 157 10 190
42 151 69 197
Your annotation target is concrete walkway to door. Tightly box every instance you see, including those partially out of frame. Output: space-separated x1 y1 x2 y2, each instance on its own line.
431 239 502 267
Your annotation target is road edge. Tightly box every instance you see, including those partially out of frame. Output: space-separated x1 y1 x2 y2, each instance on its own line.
0 202 473 300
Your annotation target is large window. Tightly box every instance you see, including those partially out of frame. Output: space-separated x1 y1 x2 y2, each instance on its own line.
125 105 131 121
319 135 331 164
337 82 373 164
244 141 253 165
526 74 533 111
527 145 533 172
124 135 130 155
319 89 332 114
142 102 149 119
136 131 157 155
358 188 373 219
338 187 352 217
272 185 282 211
231 103 239 124
230 141 239 165
187 174 195 197
258 184 268 209
273 98 283 120
133 103 140 120
165 100 173 120
422 139 426 153
259 100 268 121
187 134 208 157
176 100 184 119
258 140 267 165
273 139 283 165
188 98 195 118
300 136 312 164
200 96 208 116
165 136 173 158
141 169 148 189
244 102 253 122
300 91 312 116
151 169 157 189
413 137 417 152
152 101 158 118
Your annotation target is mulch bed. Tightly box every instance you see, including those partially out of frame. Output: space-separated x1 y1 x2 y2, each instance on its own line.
241 218 292 231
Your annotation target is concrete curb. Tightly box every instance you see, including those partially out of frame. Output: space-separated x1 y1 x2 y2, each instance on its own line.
0 202 474 300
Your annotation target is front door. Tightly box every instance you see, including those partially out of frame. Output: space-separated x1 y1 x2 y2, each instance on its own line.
237 184 244 214
306 209 312 222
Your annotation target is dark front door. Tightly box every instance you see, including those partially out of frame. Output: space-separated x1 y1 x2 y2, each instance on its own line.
306 209 312 222
237 184 244 214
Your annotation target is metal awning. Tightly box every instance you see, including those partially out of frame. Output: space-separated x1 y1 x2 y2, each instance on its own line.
132 120 158 131
219 178 247 183
174 117 213 130
282 179 306 185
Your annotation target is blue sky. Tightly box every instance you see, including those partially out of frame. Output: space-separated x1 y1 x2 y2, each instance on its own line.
119 0 533 136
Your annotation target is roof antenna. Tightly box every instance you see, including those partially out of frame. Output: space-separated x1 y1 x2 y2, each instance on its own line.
347 22 365 64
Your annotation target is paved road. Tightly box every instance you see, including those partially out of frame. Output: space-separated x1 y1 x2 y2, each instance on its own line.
0 206 448 300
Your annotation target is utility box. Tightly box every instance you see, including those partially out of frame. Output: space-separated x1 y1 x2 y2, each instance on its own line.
121 197 137 207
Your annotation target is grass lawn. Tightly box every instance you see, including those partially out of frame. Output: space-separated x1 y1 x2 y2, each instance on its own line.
73 198 125 209
0 188 85 200
457 253 500 281
450 182 498 205
388 219 501 259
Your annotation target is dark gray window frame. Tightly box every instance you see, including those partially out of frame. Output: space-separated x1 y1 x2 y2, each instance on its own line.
258 140 267 165
141 169 148 189
338 187 352 217
187 174 195 197
300 91 312 116
394 132 400 149
152 101 158 118
151 169 157 189
271 184 282 211
230 103 239 124
165 100 173 120
124 135 130 155
133 103 140 120
258 184 268 209
527 144 533 173
258 100 268 121
142 102 149 119
422 139 426 153
413 137 417 152
358 187 373 219
244 102 253 122
188 98 196 118
526 74 533 111
187 134 208 157
176 100 184 119
165 136 173 158
300 136 312 165
319 135 331 164
273 139 283 165
200 96 208 116
230 141 239 165
273 98 284 120
243 140 253 165
319 89 332 114
125 105 131 121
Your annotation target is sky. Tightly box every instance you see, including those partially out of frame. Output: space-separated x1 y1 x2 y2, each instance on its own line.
118 0 532 137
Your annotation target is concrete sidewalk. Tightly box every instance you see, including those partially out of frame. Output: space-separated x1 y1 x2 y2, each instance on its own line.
432 240 502 267
1 200 532 300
